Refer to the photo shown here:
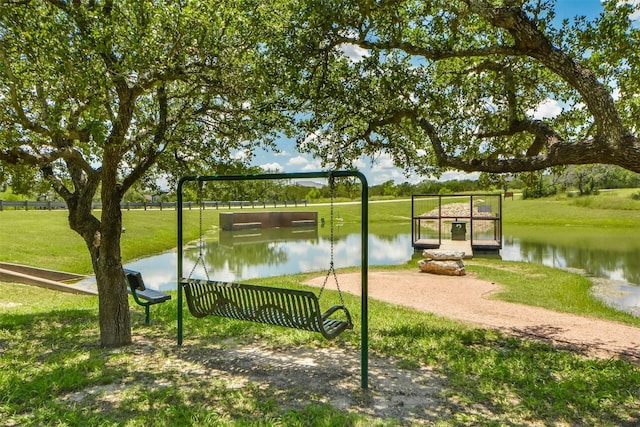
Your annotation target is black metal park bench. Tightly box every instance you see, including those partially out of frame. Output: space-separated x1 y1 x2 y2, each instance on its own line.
124 269 171 324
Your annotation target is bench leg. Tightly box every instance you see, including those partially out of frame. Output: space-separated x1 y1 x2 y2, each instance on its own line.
145 305 151 325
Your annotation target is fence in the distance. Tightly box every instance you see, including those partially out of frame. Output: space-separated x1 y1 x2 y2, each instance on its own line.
0 199 309 212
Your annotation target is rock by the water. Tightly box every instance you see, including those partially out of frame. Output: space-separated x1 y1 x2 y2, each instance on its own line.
418 259 466 276
422 249 465 260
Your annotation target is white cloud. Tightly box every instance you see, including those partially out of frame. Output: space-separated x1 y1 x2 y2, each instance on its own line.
370 153 397 171
353 158 367 169
259 162 283 172
370 169 407 185
482 96 499 113
300 160 322 171
284 155 322 171
438 171 480 181
232 149 250 160
287 156 310 166
339 43 369 62
369 166 479 185
612 87 621 100
528 98 562 120
615 0 640 20
335 30 369 62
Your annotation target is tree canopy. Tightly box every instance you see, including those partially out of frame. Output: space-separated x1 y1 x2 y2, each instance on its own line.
0 0 288 346
281 0 640 176
0 1 285 189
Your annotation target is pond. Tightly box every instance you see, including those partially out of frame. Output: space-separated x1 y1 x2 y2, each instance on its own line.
125 228 413 290
123 224 640 317
501 225 640 316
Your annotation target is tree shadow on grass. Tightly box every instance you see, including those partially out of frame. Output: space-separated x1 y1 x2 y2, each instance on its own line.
171 336 452 424
375 323 640 426
0 310 130 424
2 306 639 426
508 323 640 362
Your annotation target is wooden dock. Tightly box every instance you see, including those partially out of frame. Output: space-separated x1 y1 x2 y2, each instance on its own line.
413 239 474 258
219 211 318 231
411 193 503 257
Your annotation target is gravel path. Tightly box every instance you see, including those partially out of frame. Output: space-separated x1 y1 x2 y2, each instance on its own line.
306 270 640 362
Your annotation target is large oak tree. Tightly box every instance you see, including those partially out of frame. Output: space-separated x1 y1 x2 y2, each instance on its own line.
283 0 640 176
0 0 286 346
3 0 639 348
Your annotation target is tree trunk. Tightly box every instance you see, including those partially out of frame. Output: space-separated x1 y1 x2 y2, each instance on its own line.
58 163 133 347
95 185 132 347
95 258 132 347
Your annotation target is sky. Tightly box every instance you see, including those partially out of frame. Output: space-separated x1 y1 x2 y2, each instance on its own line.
245 1 625 186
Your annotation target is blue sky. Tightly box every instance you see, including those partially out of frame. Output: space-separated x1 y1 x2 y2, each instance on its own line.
246 1 620 185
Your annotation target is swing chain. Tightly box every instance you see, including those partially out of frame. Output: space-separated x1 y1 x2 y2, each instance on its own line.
187 178 210 280
318 173 346 307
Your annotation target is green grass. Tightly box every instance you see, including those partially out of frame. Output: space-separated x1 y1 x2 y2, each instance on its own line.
2 191 640 425
0 208 227 274
1 189 638 273
0 203 398 274
2 195 640 327
324 190 640 228
503 190 640 227
466 259 640 327
1 278 639 426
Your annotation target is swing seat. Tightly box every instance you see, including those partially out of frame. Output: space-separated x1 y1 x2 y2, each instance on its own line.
180 278 353 339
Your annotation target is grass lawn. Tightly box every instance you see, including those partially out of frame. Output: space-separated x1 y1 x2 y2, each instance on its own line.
1 191 639 424
2 189 639 272
1 276 639 426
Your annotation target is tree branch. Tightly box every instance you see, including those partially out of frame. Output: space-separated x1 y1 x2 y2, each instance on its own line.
338 1 629 152
0 40 50 136
356 108 640 173
0 145 94 176
464 0 628 143
340 36 521 62
121 84 168 192
475 118 563 156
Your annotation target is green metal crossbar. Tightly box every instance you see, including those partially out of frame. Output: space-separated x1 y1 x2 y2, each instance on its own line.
181 278 353 339
176 170 369 390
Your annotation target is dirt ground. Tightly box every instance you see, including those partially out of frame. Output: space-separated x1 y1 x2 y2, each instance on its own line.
57 270 640 425
306 270 640 362
175 270 640 424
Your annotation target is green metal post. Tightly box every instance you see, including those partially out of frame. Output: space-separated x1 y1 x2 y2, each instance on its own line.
359 172 369 390
177 177 187 345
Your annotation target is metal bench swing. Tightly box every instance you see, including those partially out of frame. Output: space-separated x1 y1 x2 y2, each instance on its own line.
179 174 353 339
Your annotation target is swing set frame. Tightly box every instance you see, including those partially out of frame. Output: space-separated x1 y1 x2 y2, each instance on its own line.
176 170 369 389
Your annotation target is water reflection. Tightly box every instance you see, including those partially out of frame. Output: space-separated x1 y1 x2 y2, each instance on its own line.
127 230 413 291
500 225 640 315
123 226 640 316
501 227 640 285
616 285 640 316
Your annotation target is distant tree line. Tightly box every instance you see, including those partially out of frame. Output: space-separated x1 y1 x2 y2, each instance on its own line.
509 165 640 199
3 165 638 203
